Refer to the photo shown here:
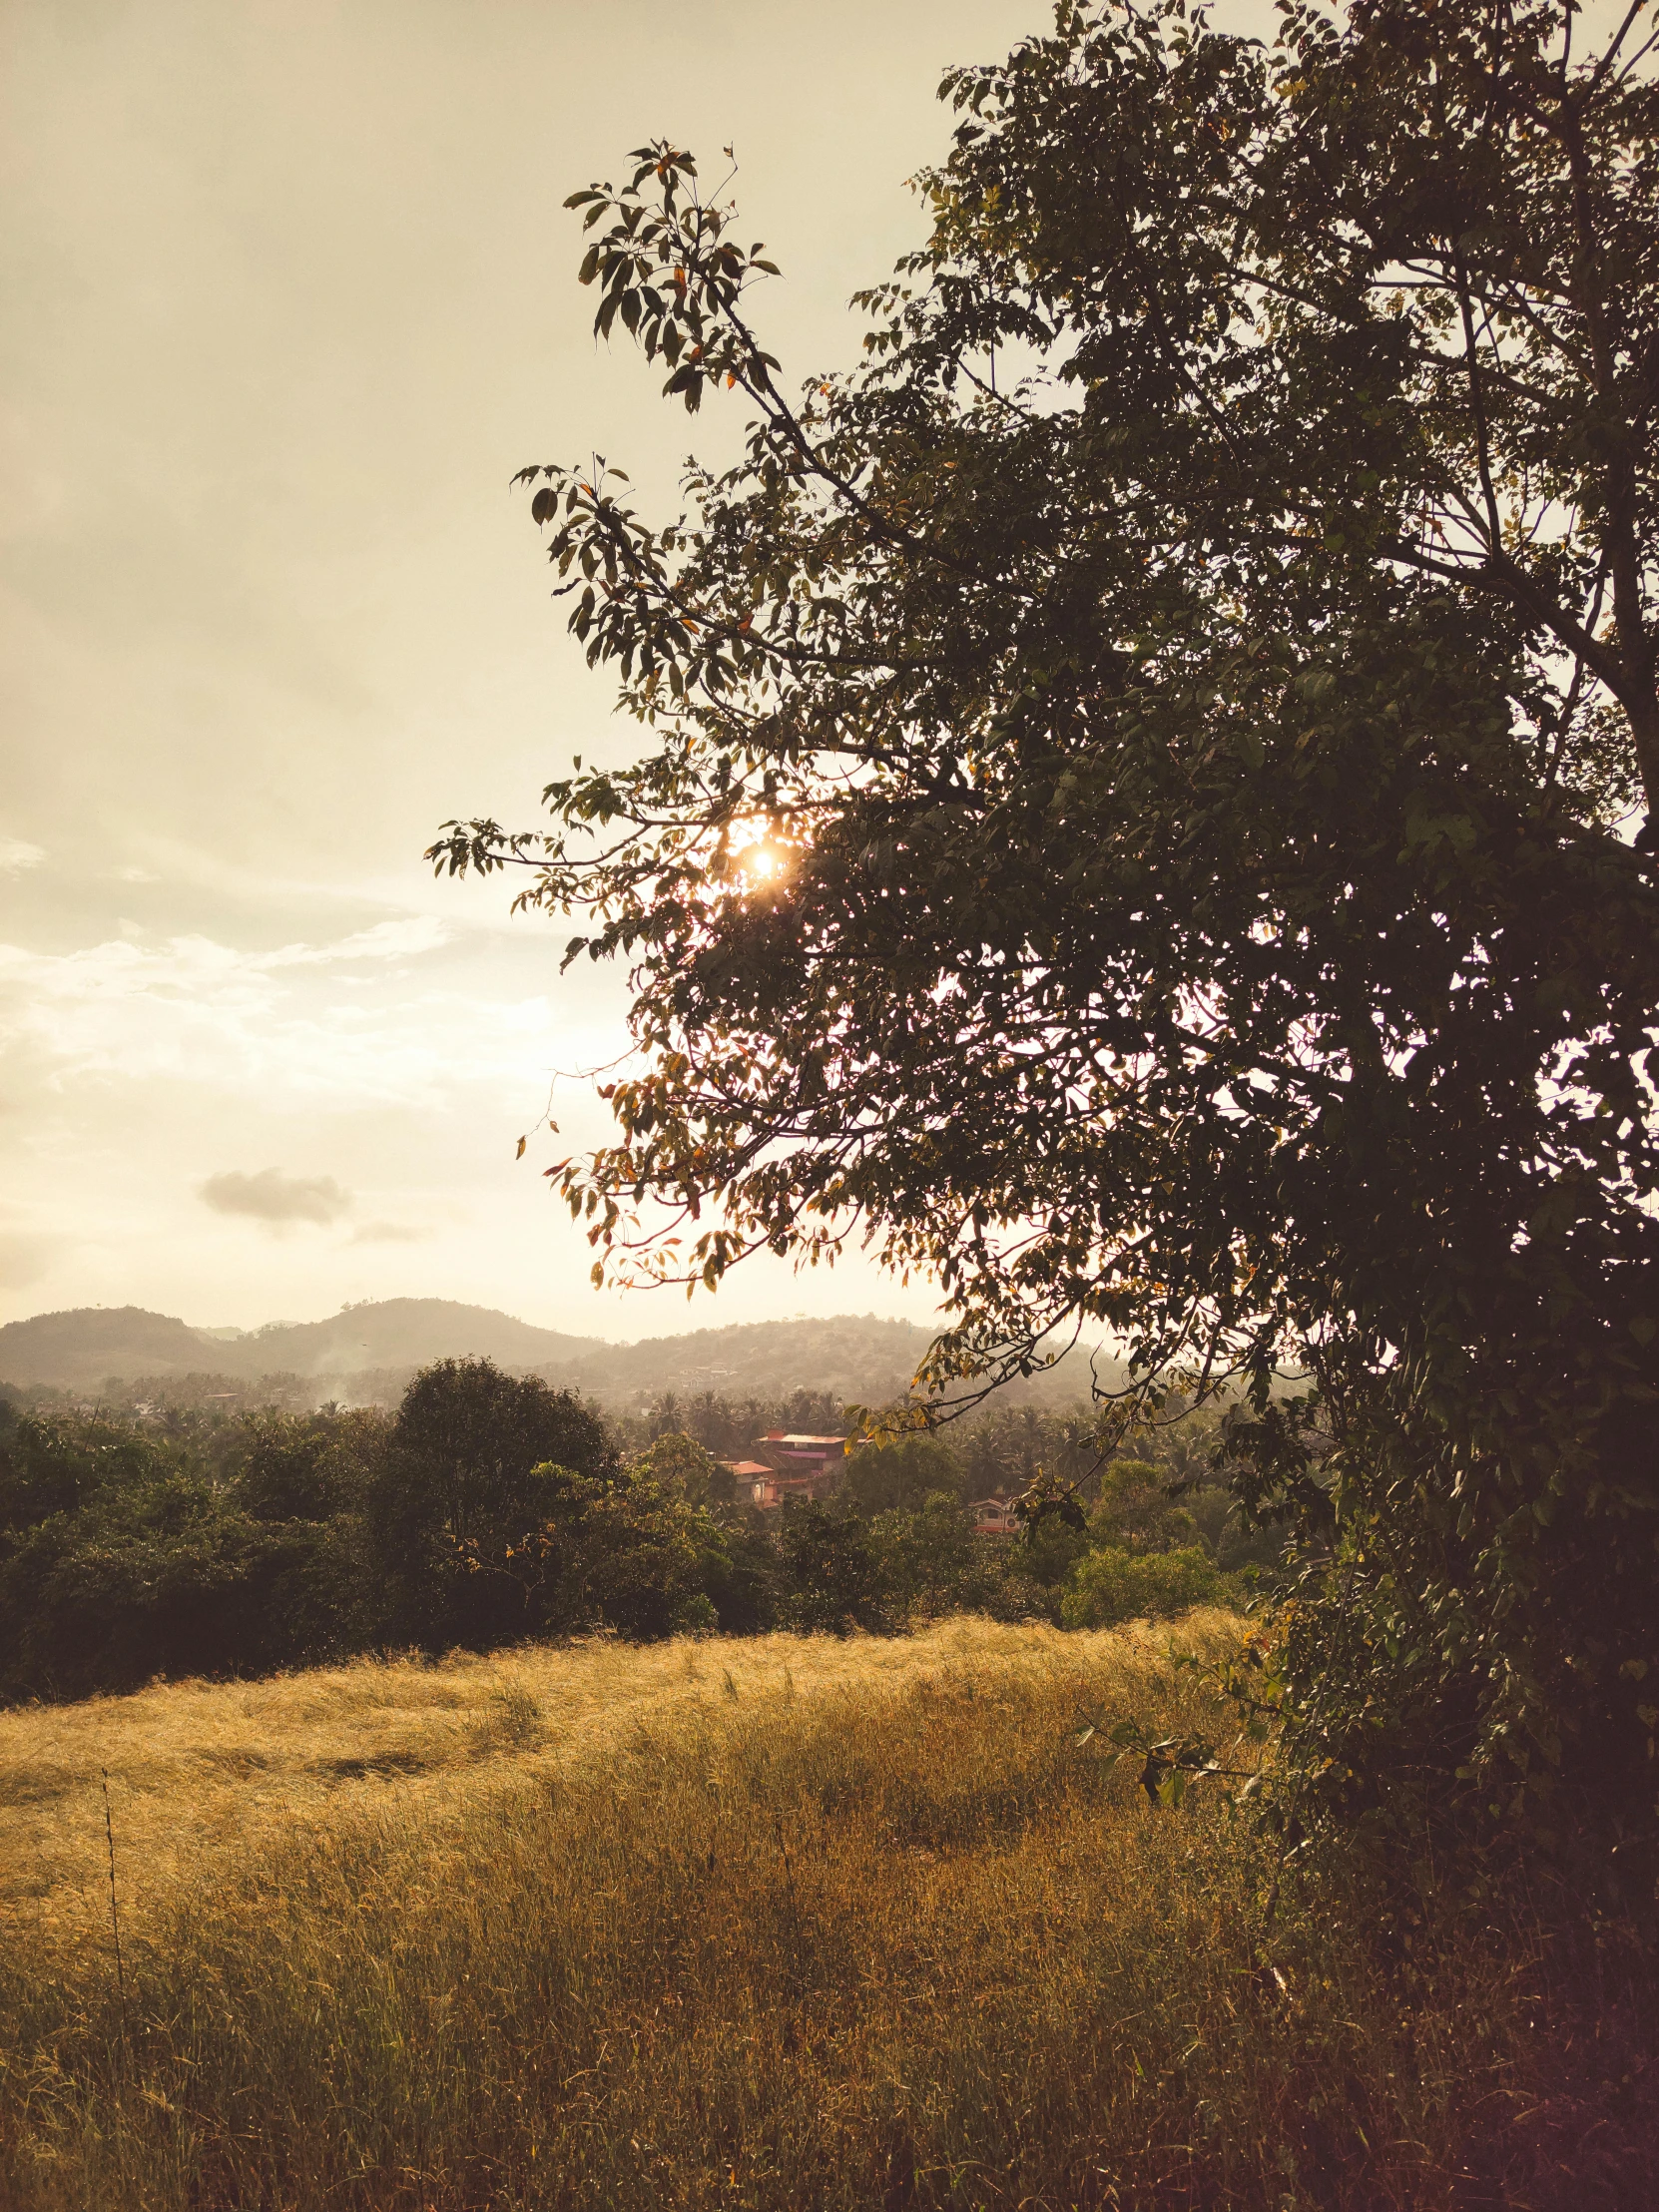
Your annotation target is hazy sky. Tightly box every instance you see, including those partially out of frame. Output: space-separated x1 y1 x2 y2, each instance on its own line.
1 0 1058 1336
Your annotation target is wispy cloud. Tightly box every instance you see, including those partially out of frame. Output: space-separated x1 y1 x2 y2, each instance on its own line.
200 1168 352 1228
0 838 45 875
258 916 450 969
0 914 561 1108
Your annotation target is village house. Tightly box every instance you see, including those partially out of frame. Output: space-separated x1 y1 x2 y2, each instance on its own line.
723 1458 776 1504
723 1430 847 1509
967 1497 1022 1537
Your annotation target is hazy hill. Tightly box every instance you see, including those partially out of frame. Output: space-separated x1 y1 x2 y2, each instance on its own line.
530 1314 939 1412
235 1299 596 1380
0 1299 1118 1411
0 1307 225 1390
0 1300 598 1391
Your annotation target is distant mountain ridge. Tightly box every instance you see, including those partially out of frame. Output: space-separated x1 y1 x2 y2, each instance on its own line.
0 1300 598 1391
0 1307 220 1389
0 1300 1116 1410
534 1314 940 1412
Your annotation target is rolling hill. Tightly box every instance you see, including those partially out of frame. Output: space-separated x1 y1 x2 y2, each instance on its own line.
239 1300 597 1380
0 1300 1117 1411
531 1314 939 1411
0 1307 223 1391
0 1300 596 1392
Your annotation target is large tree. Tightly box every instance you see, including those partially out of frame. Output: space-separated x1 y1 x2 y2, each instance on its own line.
436 0 1659 1846
367 1360 617 1646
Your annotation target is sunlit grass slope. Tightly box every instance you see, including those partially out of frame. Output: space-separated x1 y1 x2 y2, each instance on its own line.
1 1616 1653 2210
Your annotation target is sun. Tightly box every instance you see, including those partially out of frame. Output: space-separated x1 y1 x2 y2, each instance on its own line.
734 840 787 883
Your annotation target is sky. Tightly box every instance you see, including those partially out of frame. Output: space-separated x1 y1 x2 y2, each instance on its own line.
0 0 1055 1337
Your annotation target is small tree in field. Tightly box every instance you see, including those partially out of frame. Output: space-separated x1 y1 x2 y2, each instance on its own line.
436 1 1659 1855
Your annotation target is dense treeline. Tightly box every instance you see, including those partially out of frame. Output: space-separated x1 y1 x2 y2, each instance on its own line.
0 1360 1272 1702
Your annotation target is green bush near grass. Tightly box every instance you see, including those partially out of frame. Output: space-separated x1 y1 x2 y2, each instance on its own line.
1060 1541 1236 1629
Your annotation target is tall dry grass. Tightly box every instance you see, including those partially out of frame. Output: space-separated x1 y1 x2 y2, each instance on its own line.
0 1615 1653 2210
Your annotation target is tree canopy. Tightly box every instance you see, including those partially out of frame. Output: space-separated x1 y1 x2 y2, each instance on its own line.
434 0 1659 1848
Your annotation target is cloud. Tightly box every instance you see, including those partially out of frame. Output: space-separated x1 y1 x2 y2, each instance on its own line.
348 1220 432 1245
258 916 449 968
200 1167 352 1228
0 914 549 1109
0 838 45 875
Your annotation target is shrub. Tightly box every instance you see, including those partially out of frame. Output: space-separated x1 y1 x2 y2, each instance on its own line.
778 1499 887 1633
1061 1544 1234 1631
841 1434 964 1514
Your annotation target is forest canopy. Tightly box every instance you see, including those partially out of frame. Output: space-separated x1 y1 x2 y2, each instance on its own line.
434 1 1659 1853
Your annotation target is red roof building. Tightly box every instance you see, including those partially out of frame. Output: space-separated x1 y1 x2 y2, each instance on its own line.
740 1431 848 1506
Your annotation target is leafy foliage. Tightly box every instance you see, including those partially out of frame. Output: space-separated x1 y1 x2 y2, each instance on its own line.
841 1432 962 1515
629 1427 729 1506
1061 1543 1234 1631
776 1499 887 1633
0 1412 370 1696
434 0 1659 1851
6 1367 1256 1696
368 1359 619 1647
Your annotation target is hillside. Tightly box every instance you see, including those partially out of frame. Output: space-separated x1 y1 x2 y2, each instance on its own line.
0 1300 945 1406
531 1313 936 1411
234 1298 596 1380
0 1306 228 1390
0 1299 600 1391
0 1298 1120 1412
531 1316 1126 1414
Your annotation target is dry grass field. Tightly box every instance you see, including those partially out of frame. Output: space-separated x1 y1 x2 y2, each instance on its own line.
0 1614 1653 2211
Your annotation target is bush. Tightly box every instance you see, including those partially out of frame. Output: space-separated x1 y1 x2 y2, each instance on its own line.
841 1434 964 1514
1060 1544 1235 1631
1089 1460 1204 1554
537 1467 711 1641
778 1499 887 1633
234 1407 384 1523
0 1374 1255 1703
0 1469 365 1698
629 1430 729 1507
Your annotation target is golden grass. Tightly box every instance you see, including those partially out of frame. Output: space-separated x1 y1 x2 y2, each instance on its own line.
0 1614 1652 2210
1 1620 1153 1947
